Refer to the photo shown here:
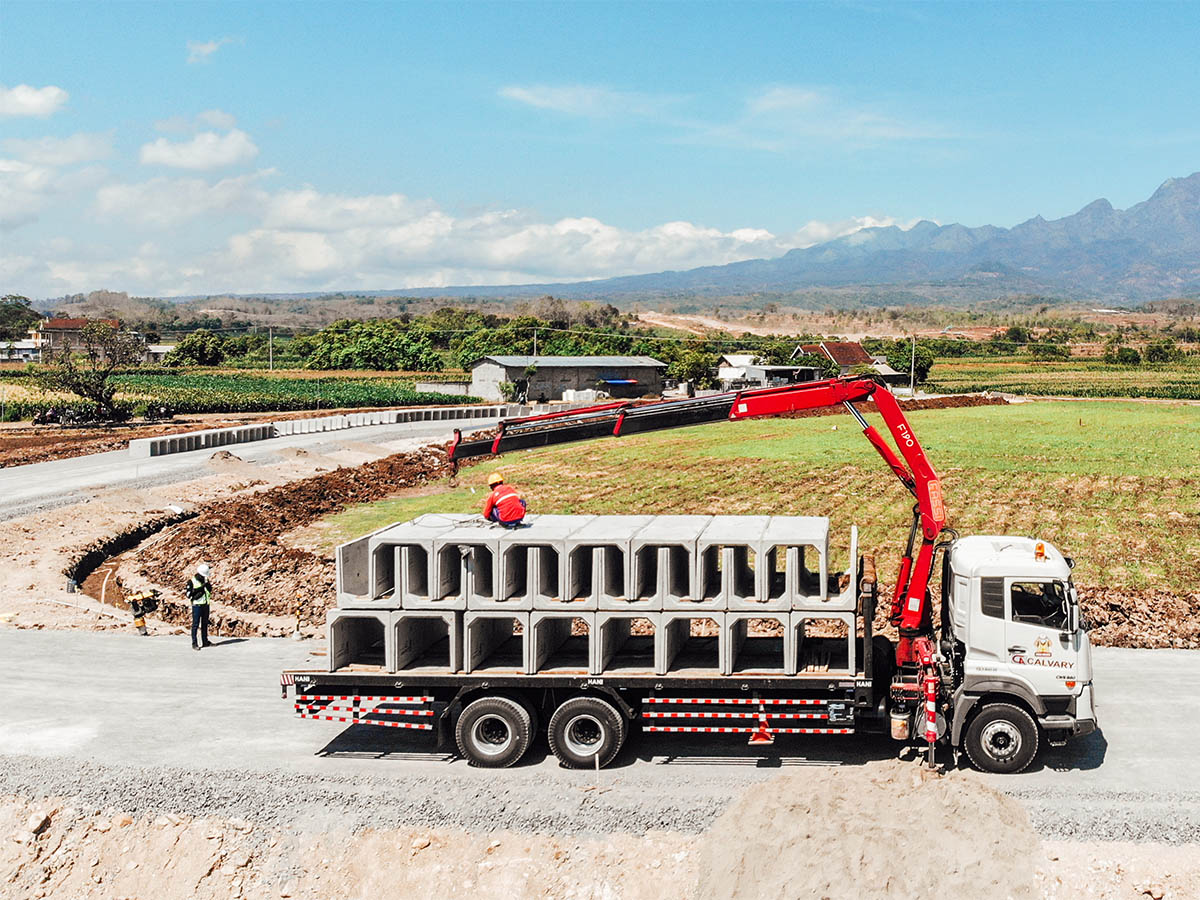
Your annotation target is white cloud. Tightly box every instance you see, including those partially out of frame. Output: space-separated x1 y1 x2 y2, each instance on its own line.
139 130 259 169
501 81 949 151
11 171 913 294
500 84 672 119
187 37 235 64
0 84 69 118
0 158 107 230
3 132 113 166
155 109 238 133
95 171 272 225
198 108 237 129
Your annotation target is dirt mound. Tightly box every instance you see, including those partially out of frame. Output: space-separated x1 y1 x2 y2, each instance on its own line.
695 760 1040 900
1080 586 1200 649
128 445 458 632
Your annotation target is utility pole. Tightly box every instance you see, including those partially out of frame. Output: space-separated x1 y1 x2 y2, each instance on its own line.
533 329 538 357
909 335 916 397
269 327 274 371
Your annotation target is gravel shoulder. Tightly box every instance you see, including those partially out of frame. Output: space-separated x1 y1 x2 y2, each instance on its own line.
1 629 1198 844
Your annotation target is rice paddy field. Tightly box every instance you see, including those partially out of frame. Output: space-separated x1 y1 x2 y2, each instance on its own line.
926 355 1200 399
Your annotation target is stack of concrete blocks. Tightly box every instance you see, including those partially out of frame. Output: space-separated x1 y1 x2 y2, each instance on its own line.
328 513 860 678
129 402 568 458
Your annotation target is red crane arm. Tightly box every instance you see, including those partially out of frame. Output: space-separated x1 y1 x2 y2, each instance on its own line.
448 375 947 665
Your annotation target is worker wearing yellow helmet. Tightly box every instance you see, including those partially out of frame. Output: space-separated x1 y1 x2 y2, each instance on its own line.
482 471 527 528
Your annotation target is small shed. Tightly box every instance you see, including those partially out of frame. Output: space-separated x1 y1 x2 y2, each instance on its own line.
718 353 821 389
469 355 667 402
1 340 41 362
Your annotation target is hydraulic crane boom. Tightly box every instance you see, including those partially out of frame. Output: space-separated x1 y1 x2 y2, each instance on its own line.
448 375 946 667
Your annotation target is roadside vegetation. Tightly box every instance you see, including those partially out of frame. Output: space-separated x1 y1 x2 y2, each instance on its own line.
5 293 1197 421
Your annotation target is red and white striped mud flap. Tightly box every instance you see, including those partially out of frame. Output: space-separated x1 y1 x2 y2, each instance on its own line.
641 696 853 738
293 694 436 731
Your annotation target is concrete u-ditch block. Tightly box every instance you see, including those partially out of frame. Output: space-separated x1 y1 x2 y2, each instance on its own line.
501 515 595 610
565 515 654 610
327 608 393 672
529 610 595 674
696 515 770 609
793 524 855 612
656 610 724 675
393 610 462 673
759 516 830 608
632 515 709 609
790 610 857 675
593 610 660 674
430 524 505 610
463 611 528 674
724 611 795 676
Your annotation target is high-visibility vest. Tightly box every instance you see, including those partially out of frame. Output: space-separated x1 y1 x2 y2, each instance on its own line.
188 576 211 606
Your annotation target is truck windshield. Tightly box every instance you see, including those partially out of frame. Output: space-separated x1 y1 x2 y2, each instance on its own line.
1010 581 1068 629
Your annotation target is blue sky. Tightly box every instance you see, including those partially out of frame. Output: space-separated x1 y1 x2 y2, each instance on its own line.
2 0 1197 298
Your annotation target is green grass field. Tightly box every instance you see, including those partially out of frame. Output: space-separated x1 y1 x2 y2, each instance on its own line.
927 355 1200 400
308 400 1200 595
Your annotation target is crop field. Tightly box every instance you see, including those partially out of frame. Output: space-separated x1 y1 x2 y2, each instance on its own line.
310 401 1200 602
927 355 1200 399
0 371 470 419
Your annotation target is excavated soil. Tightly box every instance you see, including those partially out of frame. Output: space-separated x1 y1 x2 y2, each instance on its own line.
6 761 1196 900
106 436 1198 647
124 446 461 635
695 760 1041 900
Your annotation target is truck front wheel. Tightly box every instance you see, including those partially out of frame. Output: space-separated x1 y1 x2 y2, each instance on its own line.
963 702 1039 774
455 696 533 768
547 696 626 769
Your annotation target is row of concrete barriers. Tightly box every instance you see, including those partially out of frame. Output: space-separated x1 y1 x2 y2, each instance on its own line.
127 403 544 458
328 606 857 678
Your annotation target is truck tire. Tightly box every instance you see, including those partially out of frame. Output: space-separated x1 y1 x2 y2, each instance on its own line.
455 696 533 768
963 702 1039 774
547 696 626 769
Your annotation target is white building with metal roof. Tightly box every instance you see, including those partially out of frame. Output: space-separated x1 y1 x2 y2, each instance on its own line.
468 355 667 401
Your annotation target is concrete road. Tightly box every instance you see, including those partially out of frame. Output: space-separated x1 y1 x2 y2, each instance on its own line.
1 628 1196 840
0 416 497 519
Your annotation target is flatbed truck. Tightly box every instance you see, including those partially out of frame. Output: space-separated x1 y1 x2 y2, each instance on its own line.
281 376 1097 774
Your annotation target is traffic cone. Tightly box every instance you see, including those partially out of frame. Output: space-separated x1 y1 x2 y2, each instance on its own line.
747 706 774 745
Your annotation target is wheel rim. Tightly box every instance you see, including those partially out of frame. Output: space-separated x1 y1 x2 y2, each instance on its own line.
980 720 1022 762
472 714 514 756
563 714 605 758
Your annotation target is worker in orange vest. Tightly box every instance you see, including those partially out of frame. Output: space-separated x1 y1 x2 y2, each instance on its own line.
482 472 527 528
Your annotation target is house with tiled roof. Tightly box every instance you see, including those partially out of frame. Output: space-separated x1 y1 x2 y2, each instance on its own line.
799 341 875 376
31 317 121 354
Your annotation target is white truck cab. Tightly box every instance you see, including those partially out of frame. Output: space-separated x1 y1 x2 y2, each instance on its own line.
943 535 1097 772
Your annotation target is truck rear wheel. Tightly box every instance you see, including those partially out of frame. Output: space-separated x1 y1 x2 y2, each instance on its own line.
547 696 626 769
963 702 1039 774
455 696 533 768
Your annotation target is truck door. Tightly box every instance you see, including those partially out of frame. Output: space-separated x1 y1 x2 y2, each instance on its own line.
1004 579 1076 694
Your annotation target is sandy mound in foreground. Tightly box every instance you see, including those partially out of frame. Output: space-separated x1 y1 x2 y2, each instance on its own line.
695 759 1040 900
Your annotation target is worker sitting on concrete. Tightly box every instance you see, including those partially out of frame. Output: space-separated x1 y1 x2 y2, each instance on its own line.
186 563 213 651
482 472 527 528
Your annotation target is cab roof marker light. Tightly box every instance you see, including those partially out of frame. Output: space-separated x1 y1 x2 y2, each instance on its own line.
1035 541 1046 561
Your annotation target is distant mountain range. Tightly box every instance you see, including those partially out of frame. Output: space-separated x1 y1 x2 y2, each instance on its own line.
385 171 1200 306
